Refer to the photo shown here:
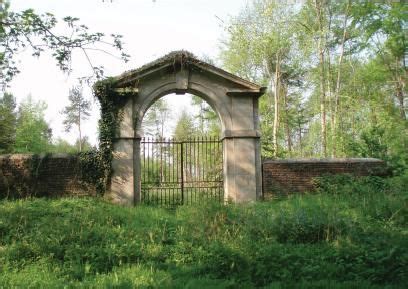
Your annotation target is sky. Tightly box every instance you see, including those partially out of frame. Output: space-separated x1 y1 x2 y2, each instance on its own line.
7 0 248 144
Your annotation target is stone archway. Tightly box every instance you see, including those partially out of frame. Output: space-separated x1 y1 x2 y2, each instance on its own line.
107 51 265 205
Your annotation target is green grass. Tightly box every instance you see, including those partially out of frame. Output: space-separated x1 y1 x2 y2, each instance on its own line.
0 175 407 288
141 187 223 206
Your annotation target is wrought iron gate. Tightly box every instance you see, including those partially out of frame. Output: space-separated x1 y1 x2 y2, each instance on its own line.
141 137 223 206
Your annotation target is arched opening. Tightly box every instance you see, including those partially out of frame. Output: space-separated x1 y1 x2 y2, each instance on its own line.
133 84 231 138
141 93 221 139
104 51 265 206
138 93 223 205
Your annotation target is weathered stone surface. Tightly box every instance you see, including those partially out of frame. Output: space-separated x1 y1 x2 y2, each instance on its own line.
109 140 134 205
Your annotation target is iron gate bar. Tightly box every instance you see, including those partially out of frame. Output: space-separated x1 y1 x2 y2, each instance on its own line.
180 140 184 204
140 136 223 206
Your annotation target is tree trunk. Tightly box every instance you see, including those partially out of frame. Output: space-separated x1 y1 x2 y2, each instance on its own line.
315 0 327 157
396 57 406 120
272 53 281 158
78 104 82 152
283 85 292 154
326 2 334 157
79 125 82 152
298 118 303 156
318 30 327 157
396 83 406 120
332 1 349 157
327 63 333 157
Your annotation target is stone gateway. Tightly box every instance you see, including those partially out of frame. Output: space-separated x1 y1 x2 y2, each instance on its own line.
101 51 266 205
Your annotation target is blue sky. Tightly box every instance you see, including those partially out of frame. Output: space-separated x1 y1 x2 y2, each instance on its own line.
8 0 248 144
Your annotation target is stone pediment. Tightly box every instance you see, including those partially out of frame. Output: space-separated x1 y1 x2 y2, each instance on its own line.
113 50 266 96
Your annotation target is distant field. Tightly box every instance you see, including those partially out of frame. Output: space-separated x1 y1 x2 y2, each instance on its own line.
0 175 407 288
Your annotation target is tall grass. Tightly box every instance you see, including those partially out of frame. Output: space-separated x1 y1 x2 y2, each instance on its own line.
0 175 406 288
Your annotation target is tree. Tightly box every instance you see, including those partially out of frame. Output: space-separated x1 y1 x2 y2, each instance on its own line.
173 110 199 182
74 135 93 152
329 0 351 157
351 1 407 120
296 0 332 157
221 0 303 158
191 95 220 137
173 110 196 140
220 0 407 172
0 1 129 90
61 85 91 152
296 0 371 157
50 137 77 153
50 135 92 153
14 95 52 153
142 99 170 138
142 99 171 182
0 92 17 153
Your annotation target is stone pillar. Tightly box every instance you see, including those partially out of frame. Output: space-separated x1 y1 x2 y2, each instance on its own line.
222 93 262 202
110 138 134 205
223 134 261 202
109 98 135 205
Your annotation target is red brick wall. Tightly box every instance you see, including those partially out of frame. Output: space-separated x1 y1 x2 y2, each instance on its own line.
1 155 388 200
262 158 387 199
0 154 96 199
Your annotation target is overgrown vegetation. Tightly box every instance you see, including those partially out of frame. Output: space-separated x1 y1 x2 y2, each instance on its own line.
78 149 105 194
92 77 131 194
0 175 406 288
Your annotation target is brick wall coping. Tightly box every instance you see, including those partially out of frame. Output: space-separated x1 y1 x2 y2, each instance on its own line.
263 158 383 164
0 153 77 160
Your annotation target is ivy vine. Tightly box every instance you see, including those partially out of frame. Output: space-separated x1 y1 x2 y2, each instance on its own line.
80 77 130 195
